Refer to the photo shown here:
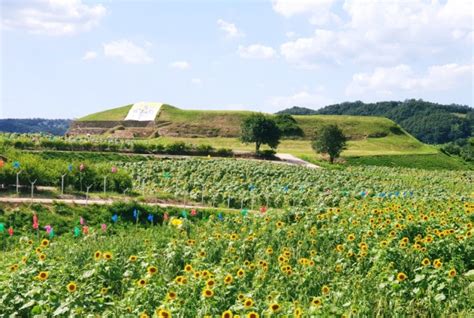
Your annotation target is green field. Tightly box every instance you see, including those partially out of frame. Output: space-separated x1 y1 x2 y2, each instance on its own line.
78 104 406 140
71 103 471 170
78 104 133 121
147 135 437 158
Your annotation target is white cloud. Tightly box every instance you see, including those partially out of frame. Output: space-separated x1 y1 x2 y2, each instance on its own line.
103 40 153 64
217 19 244 38
268 90 333 109
191 78 202 85
238 44 277 59
279 0 473 67
272 0 340 26
346 63 474 96
2 0 106 36
170 61 190 70
82 51 97 61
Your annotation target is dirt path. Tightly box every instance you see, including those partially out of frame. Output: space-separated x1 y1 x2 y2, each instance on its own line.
275 153 320 169
0 197 211 209
26 149 320 169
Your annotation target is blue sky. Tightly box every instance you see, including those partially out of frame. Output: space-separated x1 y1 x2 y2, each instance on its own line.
1 0 473 119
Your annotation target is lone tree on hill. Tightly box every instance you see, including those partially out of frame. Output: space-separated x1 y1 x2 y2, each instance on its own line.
240 113 281 153
312 124 347 164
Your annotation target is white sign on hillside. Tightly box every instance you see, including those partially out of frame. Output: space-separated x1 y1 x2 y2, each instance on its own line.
124 102 162 121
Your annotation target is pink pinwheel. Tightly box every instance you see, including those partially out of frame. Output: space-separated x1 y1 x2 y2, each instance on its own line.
79 163 85 172
111 166 117 173
33 213 39 230
44 225 52 234
80 217 85 225
101 224 107 232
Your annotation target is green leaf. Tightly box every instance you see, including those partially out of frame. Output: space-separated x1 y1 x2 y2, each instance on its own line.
53 305 69 317
434 293 446 302
414 274 425 283
81 269 96 279
19 300 35 310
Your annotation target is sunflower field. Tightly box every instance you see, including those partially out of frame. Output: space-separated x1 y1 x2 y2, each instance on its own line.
1 197 473 317
121 158 470 208
0 158 473 317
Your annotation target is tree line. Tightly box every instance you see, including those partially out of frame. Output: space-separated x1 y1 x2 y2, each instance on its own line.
278 99 472 145
0 119 71 136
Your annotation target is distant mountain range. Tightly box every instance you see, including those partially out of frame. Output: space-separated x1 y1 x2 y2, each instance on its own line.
0 119 72 136
277 99 473 144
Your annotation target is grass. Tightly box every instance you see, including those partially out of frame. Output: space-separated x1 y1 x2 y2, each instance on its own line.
148 136 437 158
158 104 254 123
293 114 398 139
77 104 407 141
78 104 133 121
72 104 469 170
345 153 472 170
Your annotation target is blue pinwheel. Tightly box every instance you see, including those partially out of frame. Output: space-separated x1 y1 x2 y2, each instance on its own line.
147 214 154 223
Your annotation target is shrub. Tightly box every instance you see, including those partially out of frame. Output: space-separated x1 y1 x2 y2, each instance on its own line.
215 148 233 157
195 144 215 155
166 142 190 155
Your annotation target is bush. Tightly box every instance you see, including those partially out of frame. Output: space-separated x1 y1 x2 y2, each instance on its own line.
166 142 190 155
257 149 276 159
215 148 233 157
195 144 215 155
132 142 151 154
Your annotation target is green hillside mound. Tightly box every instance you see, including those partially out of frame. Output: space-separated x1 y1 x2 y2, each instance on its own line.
78 104 134 121
74 104 409 141
67 103 460 169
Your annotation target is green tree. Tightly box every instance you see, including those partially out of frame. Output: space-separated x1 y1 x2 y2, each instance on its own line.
240 113 281 153
312 124 347 163
274 114 304 137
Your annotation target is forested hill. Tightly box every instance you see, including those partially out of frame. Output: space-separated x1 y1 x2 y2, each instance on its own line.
0 119 71 135
277 100 473 144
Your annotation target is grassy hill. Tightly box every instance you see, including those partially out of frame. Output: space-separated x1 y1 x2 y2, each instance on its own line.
78 104 133 121
72 103 472 170
78 104 410 140
279 99 473 144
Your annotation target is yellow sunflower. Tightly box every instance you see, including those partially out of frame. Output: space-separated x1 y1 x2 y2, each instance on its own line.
244 298 254 308
148 266 158 275
156 309 172 318
269 303 281 312
67 282 77 293
94 251 102 260
37 271 48 281
137 278 147 287
202 288 214 298
396 272 407 282
222 310 233 318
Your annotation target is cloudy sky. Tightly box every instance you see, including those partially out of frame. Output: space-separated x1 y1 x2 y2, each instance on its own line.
1 0 472 118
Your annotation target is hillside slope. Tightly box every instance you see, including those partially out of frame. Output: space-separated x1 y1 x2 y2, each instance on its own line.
278 99 473 144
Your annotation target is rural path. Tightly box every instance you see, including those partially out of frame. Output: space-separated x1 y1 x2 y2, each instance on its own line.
0 197 211 209
275 153 320 169
27 149 320 169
